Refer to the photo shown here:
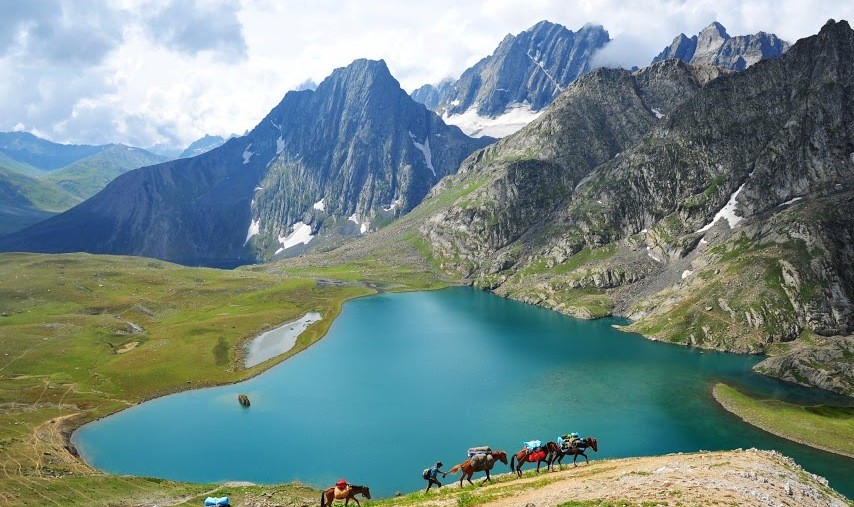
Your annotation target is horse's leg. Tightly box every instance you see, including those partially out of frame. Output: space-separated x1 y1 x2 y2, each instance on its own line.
582 451 589 465
353 497 360 507
573 452 579 467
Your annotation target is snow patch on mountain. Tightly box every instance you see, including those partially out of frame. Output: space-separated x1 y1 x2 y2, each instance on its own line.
443 102 543 138
382 197 403 212
275 221 314 254
409 132 436 177
697 180 748 232
526 50 563 92
242 144 254 164
348 213 370 234
313 198 325 211
244 218 260 246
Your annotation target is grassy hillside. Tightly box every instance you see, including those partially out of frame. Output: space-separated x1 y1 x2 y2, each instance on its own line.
43 145 165 200
713 383 854 458
0 151 41 176
0 166 80 212
0 166 79 234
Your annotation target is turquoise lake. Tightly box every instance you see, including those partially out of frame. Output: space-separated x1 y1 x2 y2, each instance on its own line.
72 287 854 498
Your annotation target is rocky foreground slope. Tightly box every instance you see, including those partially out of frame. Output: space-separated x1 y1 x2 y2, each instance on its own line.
215 450 847 507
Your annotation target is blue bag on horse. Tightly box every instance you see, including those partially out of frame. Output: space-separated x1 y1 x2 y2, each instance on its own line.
523 440 542 451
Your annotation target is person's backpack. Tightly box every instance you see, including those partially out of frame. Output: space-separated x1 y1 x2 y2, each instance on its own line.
422 468 431 480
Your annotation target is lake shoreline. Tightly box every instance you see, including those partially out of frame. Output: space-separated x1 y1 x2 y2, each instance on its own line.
65 281 455 473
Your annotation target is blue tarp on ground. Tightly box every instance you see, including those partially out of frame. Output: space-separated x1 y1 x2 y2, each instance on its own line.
204 497 230 506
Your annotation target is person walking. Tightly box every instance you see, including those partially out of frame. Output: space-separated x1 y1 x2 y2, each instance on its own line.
423 461 448 492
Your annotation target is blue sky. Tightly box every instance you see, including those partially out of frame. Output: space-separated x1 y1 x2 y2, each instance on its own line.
1 0 852 151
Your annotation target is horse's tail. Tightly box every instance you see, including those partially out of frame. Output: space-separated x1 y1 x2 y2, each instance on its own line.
510 453 516 471
320 491 325 507
449 463 462 474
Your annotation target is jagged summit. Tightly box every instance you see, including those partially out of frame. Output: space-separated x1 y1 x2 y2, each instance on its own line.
411 20 610 138
653 21 789 70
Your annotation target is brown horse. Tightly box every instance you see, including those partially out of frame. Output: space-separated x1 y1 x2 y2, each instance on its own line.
448 450 508 486
546 438 598 470
320 484 371 506
510 446 550 476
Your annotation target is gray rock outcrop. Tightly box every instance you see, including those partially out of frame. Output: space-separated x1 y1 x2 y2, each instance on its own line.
653 21 789 70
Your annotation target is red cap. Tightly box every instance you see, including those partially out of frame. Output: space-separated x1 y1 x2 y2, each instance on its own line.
337 478 347 486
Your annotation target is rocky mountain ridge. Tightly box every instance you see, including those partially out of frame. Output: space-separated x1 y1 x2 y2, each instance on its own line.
653 21 789 70
0 59 490 266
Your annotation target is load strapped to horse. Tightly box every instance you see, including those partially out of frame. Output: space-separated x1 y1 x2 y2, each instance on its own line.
449 446 508 486
467 446 495 471
548 434 599 470
511 439 549 476
560 433 581 451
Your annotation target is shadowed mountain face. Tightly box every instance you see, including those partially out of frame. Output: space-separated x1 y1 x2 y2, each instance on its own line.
0 59 491 266
653 22 789 70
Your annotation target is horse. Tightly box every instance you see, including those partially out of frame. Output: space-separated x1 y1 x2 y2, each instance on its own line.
448 450 508 486
546 438 598 470
510 445 550 477
320 484 371 506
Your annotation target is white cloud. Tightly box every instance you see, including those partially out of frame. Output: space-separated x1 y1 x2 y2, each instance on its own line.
0 0 852 152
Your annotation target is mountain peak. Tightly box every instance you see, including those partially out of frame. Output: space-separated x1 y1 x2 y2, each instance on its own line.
701 21 730 39
415 19 609 130
818 18 851 36
322 58 397 91
529 19 559 31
